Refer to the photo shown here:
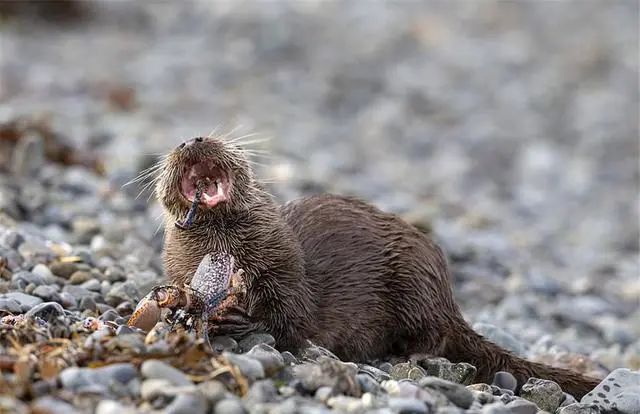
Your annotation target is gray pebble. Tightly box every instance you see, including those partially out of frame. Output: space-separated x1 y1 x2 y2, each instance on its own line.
31 396 81 414
211 336 238 353
520 378 564 412
25 301 65 322
223 352 265 381
31 264 54 280
95 400 138 414
390 362 427 381
165 393 208 414
281 351 298 365
238 333 276 351
59 363 137 397
419 377 474 409
2 292 43 312
79 296 97 312
557 402 601 413
197 380 228 405
505 398 539 414
141 359 193 386
482 402 511 413
214 398 246 414
417 357 477 385
357 373 381 394
0 297 22 313
359 364 391 382
32 285 62 302
81 279 102 292
245 343 285 375
582 368 640 412
12 270 46 288
246 380 278 404
106 281 140 306
387 397 428 414
493 371 518 392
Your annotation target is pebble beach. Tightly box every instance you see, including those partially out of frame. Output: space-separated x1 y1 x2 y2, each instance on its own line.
0 2 638 413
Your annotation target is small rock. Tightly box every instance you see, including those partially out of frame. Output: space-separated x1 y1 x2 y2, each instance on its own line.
611 389 640 414
2 292 42 312
211 336 238 353
581 368 640 413
12 270 45 288
214 398 246 414
69 270 91 284
419 377 474 409
223 352 265 381
326 395 363 412
505 398 538 414
481 402 511 413
197 380 228 405
79 296 97 312
81 279 102 292
238 333 276 351
141 378 172 400
106 281 140 306
520 378 564 412
59 363 137 397
165 393 208 414
557 402 601 413
31 396 81 414
387 397 428 413
293 356 361 396
49 262 79 279
417 357 477 384
358 364 391 382
141 360 193 386
0 397 28 414
390 362 427 381
246 380 278 404
245 343 285 375
25 301 65 322
281 351 298 365
32 285 62 302
356 373 381 394
95 400 138 414
492 371 518 392
299 342 340 362
0 297 22 313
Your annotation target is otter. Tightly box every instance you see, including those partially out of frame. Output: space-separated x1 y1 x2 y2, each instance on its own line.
154 135 601 398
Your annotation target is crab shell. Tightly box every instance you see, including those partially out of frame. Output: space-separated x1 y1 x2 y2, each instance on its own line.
127 285 188 331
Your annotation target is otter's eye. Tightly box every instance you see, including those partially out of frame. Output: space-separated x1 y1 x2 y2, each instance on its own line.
178 142 186 149
195 137 204 143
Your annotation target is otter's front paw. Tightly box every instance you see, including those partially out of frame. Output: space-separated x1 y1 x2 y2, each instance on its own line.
210 305 257 338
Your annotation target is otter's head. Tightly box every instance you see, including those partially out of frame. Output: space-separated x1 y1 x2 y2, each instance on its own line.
155 136 256 221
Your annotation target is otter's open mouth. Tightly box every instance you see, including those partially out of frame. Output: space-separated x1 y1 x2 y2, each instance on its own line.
180 162 232 208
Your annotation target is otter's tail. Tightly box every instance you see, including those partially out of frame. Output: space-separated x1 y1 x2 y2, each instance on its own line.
445 322 601 399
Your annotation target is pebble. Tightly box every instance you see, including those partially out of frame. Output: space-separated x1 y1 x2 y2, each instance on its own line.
59 363 137 397
1 292 43 312
95 400 138 414
0 297 22 313
197 380 228 405
165 393 208 414
492 371 518 392
387 397 428 414
214 398 247 414
419 377 474 409
293 357 361 396
519 378 564 412
390 362 426 381
358 364 391 382
69 270 92 284
246 380 278 404
581 368 640 413
49 262 79 279
211 336 239 353
223 352 265 381
238 333 276 351
31 396 82 414
32 285 62 302
141 359 193 386
106 281 140 306
417 357 477 384
482 402 511 413
504 398 539 414
557 402 601 413
25 301 66 321
245 343 285 375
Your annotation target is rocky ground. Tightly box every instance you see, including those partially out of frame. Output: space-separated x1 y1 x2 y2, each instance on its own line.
0 2 638 413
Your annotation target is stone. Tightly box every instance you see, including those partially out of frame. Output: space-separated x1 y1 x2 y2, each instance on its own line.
49 262 79 279
32 285 62 302
197 380 228 405
0 297 22 313
95 400 138 414
25 302 66 322
557 402 601 413
238 333 276 351
358 364 391 382
245 343 285 375
581 368 640 413
299 342 340 362
387 397 428 413
492 371 518 392
293 356 361 396
416 357 477 384
419 377 474 409
2 292 42 312
356 373 381 394
390 362 427 381
69 270 92 284
245 380 278 404
223 352 265 381
59 363 137 397
141 359 192 386
31 396 82 414
214 398 246 414
211 336 239 353
106 281 140 306
481 402 511 413
520 378 564 412
165 393 208 414
505 398 538 414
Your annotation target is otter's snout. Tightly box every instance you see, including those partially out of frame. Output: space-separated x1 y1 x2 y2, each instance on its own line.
177 136 205 150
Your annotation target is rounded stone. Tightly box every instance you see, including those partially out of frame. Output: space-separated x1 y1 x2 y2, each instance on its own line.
141 360 193 386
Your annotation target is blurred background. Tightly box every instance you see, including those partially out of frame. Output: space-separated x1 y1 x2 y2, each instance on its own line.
0 1 638 370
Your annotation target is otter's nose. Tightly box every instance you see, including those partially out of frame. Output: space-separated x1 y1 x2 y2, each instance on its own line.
177 137 204 150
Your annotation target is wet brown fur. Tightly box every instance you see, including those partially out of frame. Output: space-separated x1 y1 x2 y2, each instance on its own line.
155 136 602 398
